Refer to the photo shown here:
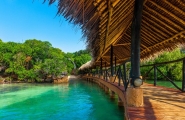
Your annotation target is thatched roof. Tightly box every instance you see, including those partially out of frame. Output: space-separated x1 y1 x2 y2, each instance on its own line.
47 0 185 68
78 61 93 70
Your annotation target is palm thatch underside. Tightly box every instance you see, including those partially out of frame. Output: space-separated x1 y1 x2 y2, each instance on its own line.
46 0 185 68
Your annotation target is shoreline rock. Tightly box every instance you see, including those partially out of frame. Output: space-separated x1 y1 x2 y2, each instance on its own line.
53 76 69 84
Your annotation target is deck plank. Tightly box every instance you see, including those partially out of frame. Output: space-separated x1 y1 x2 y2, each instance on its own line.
127 83 185 120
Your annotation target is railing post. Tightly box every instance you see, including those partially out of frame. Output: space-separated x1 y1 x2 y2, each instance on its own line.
104 69 105 79
91 69 93 77
98 67 100 78
118 66 121 86
95 66 97 77
182 60 185 92
100 58 103 76
115 57 117 74
97 67 98 77
154 65 157 86
105 62 107 81
123 63 127 87
110 45 114 76
88 69 90 77
110 45 115 82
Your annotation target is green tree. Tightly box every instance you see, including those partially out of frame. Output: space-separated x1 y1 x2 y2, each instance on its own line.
0 39 91 82
63 49 91 74
141 48 185 81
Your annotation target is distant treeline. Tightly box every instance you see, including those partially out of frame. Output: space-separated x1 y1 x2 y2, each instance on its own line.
0 39 91 82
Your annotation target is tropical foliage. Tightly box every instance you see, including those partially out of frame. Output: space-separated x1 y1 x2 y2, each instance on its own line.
140 48 185 81
0 39 91 82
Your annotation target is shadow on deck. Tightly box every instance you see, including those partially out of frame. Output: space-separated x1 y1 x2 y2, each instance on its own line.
128 83 185 120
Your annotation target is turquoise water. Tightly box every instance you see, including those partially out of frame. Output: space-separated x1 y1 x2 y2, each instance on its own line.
0 80 124 120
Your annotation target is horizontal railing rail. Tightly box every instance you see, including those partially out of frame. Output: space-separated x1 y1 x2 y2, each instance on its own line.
141 57 185 92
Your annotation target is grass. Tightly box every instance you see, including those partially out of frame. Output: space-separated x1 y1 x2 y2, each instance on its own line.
145 80 182 90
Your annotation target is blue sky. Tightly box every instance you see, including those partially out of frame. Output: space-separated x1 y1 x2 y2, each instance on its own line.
0 0 86 53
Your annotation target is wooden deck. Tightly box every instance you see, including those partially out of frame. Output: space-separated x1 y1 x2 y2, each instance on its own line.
127 83 185 120
84 77 185 120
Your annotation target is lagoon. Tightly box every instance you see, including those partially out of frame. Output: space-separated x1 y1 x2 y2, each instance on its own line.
0 79 124 120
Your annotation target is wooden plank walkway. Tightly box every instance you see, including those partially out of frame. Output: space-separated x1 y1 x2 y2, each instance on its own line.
127 83 185 120
85 77 185 119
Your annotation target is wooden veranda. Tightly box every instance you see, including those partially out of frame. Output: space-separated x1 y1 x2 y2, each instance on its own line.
46 0 185 86
46 0 185 119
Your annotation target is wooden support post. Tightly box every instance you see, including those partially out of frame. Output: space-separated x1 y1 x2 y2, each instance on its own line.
118 66 121 86
123 63 127 85
88 69 90 77
118 97 124 106
130 0 144 87
154 65 157 86
94 70 96 77
98 67 99 77
105 62 107 81
115 57 117 74
104 86 109 94
126 0 144 107
182 60 185 92
98 67 100 78
110 91 115 99
110 45 114 76
101 58 103 75
110 45 115 82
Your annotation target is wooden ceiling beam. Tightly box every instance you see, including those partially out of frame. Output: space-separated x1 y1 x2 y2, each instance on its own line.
164 1 185 18
143 11 178 33
108 8 133 38
142 23 165 40
115 57 130 62
142 20 169 38
99 0 128 26
113 32 127 44
124 32 131 38
141 29 167 50
110 1 134 26
140 32 154 46
142 16 174 36
99 0 132 32
84 12 99 29
102 57 110 64
141 29 158 45
98 16 131 56
101 11 131 36
144 5 183 31
141 43 148 49
113 43 130 46
149 1 184 28
97 1 107 15
111 48 123 60
109 14 132 44
141 31 185 54
176 0 185 6
102 56 111 58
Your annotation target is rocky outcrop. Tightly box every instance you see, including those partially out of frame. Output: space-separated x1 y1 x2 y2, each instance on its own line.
0 77 5 84
53 76 68 83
